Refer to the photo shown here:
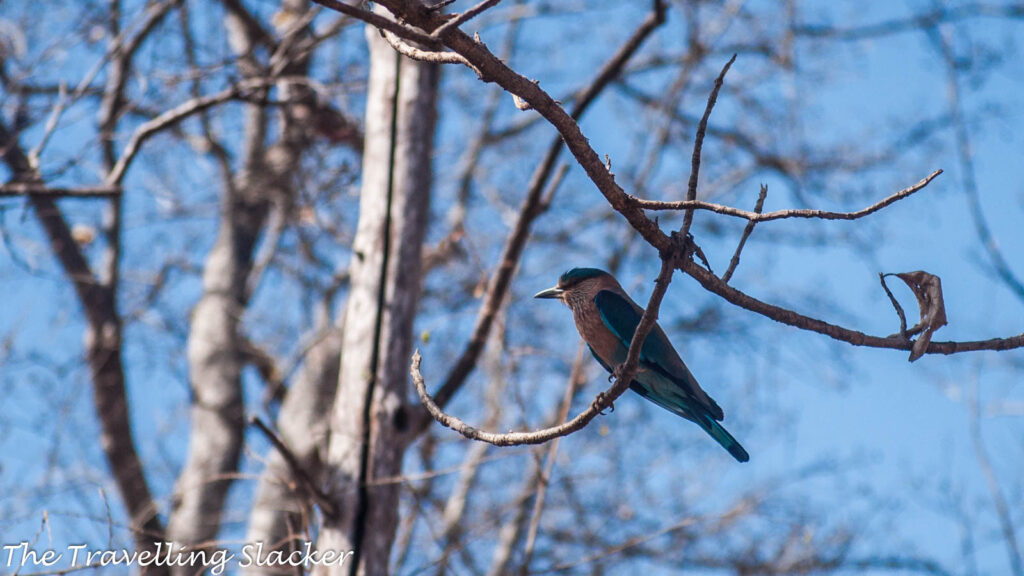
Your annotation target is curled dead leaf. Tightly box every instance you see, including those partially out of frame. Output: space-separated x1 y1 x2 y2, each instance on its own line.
882 270 948 362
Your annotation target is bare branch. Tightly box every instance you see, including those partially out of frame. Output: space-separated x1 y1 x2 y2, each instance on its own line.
107 79 277 185
721 183 766 283
0 119 167 569
680 53 736 238
680 256 1024 356
0 184 121 197
27 83 68 167
421 0 667 417
431 0 504 39
879 273 911 337
380 29 472 66
634 169 944 220
311 0 443 46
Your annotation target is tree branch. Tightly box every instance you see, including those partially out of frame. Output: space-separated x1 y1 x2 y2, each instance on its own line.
680 256 1024 355
633 169 943 220
311 0 443 46
721 183 766 283
431 0 504 39
324 1 1024 370
0 184 121 197
680 53 736 239
106 79 278 185
420 0 667 420
380 29 472 66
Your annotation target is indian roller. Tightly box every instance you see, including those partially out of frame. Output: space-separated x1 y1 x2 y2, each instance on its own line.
535 268 749 462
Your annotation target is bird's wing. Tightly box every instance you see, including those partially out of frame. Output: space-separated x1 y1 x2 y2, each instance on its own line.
593 289 724 421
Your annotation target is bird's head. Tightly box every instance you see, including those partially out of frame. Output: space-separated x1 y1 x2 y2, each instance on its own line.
534 267 611 305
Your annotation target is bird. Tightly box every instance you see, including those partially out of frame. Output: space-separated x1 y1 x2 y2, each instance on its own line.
535 267 749 462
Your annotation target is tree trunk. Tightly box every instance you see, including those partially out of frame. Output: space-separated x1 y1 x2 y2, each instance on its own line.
167 2 316 566
168 103 270 562
317 17 439 576
244 323 341 576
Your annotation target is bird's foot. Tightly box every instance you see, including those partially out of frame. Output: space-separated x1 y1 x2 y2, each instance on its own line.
593 391 615 415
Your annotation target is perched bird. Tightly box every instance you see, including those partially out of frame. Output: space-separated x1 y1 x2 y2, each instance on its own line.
535 267 749 462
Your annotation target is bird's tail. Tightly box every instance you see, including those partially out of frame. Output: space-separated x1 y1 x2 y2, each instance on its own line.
698 413 749 463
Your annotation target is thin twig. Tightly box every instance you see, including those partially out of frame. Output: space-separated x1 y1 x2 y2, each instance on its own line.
879 273 910 337
722 183 766 283
539 163 570 209
28 83 68 168
431 0 504 38
680 53 736 239
249 415 338 519
520 345 586 574
634 169 943 221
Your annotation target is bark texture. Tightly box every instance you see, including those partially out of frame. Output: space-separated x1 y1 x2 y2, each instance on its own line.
316 17 439 576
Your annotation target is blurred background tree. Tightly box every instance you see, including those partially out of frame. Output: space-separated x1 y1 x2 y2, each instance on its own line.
0 1 1021 575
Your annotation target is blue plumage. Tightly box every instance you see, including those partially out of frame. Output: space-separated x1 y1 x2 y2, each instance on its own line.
558 267 607 285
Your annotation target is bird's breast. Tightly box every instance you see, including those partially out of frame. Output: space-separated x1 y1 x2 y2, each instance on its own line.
573 303 627 369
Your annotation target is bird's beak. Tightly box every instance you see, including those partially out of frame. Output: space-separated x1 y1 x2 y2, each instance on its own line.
534 286 564 299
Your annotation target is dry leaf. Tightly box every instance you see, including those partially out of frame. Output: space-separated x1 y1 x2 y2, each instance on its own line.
893 270 947 362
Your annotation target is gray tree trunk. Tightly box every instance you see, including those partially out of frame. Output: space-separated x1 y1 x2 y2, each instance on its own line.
168 99 271 563
317 17 439 576
168 1 314 566
244 322 341 576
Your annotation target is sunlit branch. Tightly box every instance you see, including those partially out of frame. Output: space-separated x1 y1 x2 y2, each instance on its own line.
680 53 736 239
634 169 943 221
